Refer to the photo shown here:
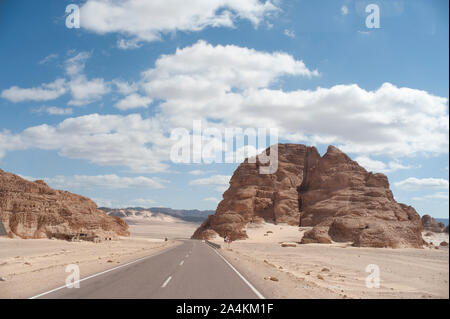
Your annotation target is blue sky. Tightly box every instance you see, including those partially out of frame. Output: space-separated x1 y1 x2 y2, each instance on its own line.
0 0 448 217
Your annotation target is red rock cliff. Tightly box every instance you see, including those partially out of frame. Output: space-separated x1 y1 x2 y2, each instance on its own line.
0 168 129 239
192 144 423 248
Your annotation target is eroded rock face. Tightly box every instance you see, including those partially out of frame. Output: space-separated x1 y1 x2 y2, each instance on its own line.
421 215 445 233
299 146 422 248
192 144 423 248
192 144 320 240
0 169 129 239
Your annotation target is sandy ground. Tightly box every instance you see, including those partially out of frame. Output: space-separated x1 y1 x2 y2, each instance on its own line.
0 218 199 299
212 223 449 299
126 217 199 240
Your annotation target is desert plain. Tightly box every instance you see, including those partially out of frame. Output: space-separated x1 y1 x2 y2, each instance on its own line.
0 216 448 299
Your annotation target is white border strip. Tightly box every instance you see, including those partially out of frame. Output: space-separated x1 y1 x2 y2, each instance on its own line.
29 244 179 299
208 245 265 299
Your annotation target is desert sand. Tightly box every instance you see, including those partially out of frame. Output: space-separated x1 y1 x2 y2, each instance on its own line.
0 218 200 299
212 222 449 299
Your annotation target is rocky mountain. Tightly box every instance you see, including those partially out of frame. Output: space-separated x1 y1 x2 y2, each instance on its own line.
421 214 446 233
192 144 423 248
99 207 212 223
0 168 129 240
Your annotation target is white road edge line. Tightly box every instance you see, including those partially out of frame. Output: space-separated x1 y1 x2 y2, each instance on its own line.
208 245 265 299
179 260 184 266
29 243 180 299
161 276 172 288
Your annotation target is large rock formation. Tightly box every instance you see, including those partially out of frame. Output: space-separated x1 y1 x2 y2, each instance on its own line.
0 169 129 239
421 215 445 233
192 144 423 248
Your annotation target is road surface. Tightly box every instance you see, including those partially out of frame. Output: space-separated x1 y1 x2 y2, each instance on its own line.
32 240 264 299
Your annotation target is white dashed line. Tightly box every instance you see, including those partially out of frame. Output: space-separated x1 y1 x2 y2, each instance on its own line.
29 244 179 299
161 276 172 288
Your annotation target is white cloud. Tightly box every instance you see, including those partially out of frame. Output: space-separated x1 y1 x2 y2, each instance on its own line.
139 42 448 158
189 170 206 176
65 52 91 77
115 93 153 110
22 174 166 190
1 79 67 102
33 106 73 116
203 197 220 203
1 42 448 173
39 53 59 65
341 5 349 15
283 29 295 38
65 52 111 106
68 76 110 106
93 197 156 208
0 113 172 173
395 177 449 190
190 174 231 192
412 192 449 201
79 0 278 46
355 156 414 174
113 80 139 95
1 52 110 106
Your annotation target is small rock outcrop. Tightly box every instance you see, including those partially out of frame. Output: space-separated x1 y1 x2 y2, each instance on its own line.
421 215 445 233
192 144 423 248
0 169 129 239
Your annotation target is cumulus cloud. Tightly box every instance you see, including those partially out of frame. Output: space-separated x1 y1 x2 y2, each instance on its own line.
115 93 153 110
49 174 166 189
394 177 449 190
138 42 449 158
65 52 111 106
1 79 67 102
113 80 139 95
189 174 231 192
355 156 414 174
189 170 206 176
1 52 110 106
33 106 73 116
68 76 110 106
79 0 278 47
0 113 172 173
412 192 449 201
1 42 448 173
22 174 166 190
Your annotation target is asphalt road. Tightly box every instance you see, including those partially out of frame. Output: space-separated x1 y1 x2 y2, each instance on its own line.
32 240 264 299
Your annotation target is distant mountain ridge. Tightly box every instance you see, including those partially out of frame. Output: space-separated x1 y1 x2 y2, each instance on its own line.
99 207 213 223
